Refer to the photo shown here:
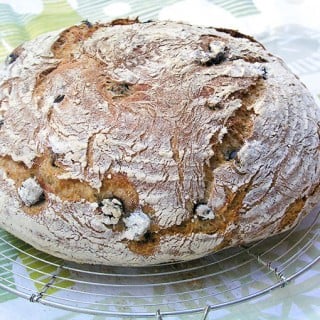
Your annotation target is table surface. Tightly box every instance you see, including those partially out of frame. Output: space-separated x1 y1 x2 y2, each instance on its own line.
0 1 320 319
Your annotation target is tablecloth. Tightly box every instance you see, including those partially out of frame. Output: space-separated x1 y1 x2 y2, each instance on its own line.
0 1 319 319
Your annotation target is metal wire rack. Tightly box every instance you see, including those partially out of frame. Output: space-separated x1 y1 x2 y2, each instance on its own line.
0 202 319 319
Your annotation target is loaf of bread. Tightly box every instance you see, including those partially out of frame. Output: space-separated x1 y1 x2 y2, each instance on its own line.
0 19 319 266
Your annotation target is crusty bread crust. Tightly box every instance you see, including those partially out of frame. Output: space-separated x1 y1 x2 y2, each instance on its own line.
0 19 319 265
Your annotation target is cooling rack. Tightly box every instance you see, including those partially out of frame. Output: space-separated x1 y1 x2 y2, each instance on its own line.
0 203 319 319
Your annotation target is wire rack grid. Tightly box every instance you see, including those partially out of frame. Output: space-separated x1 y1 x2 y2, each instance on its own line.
0 203 319 319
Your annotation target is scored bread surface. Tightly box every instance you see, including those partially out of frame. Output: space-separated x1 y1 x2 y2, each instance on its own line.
0 19 319 265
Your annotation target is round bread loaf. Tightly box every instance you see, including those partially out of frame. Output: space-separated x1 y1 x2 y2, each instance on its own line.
0 19 319 266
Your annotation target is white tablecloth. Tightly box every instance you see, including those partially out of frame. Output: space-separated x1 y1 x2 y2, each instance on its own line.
0 1 319 319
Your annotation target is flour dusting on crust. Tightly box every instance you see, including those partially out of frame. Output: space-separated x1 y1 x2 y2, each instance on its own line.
0 20 319 265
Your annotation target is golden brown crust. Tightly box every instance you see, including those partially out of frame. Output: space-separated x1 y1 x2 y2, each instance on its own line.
214 27 266 49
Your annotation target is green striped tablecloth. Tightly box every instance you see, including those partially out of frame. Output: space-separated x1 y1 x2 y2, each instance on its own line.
0 1 319 319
